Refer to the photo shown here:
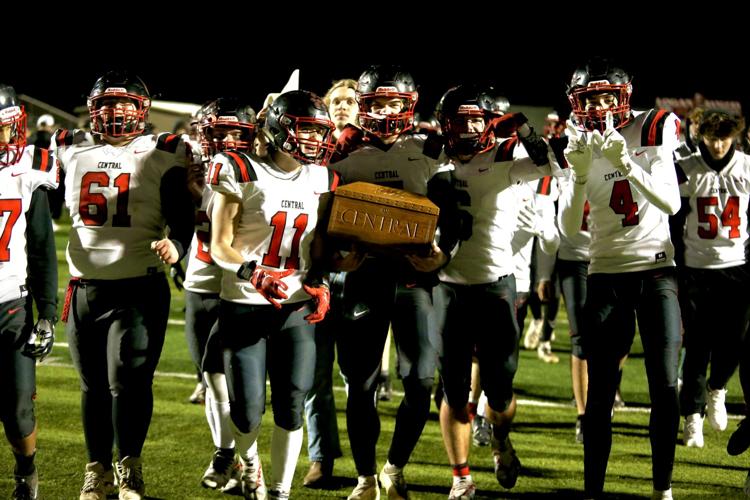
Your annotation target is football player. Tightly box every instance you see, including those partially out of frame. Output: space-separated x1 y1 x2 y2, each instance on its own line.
330 65 454 500
52 71 196 500
558 58 681 500
670 111 750 449
208 90 336 500
432 83 557 499
182 98 258 492
0 84 59 500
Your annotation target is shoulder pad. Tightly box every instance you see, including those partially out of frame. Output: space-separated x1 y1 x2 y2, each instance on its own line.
640 109 671 147
494 137 518 163
156 133 182 153
223 151 258 183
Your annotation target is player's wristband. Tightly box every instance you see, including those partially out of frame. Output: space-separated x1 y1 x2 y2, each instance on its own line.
237 260 258 281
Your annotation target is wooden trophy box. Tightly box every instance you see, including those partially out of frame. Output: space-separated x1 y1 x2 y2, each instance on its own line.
327 182 439 252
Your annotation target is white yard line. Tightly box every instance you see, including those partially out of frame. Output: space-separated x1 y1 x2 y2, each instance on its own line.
46 344 742 419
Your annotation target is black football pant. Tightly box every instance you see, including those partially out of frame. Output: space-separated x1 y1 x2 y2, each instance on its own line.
558 259 588 358
336 261 439 475
680 266 750 415
583 268 680 495
184 290 221 373
219 300 316 432
67 274 170 463
437 276 519 413
0 297 36 440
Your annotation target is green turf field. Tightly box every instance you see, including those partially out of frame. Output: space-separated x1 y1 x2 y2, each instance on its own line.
0 223 747 499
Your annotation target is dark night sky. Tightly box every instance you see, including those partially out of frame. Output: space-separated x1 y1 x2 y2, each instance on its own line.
9 22 746 119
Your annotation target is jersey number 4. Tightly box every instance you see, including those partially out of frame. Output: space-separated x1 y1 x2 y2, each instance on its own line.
609 180 639 227
79 172 131 227
0 199 22 262
262 211 308 270
697 195 741 239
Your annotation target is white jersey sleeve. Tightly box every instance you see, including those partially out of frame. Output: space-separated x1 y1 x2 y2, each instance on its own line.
0 146 59 303
556 172 592 262
677 151 750 269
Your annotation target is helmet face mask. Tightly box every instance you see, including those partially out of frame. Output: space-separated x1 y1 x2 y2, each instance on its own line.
88 71 151 139
265 91 335 166
198 98 257 157
437 84 504 159
356 66 418 139
0 84 27 166
567 59 632 132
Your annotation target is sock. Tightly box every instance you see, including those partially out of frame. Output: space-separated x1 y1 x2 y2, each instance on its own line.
210 399 235 449
204 389 218 446
13 451 35 476
233 422 262 463
270 425 303 493
451 462 470 478
492 423 510 443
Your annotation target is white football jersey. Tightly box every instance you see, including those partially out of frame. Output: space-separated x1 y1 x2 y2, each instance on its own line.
54 132 193 279
183 186 221 294
0 146 59 303
332 133 448 193
560 109 681 274
439 138 557 285
511 180 560 293
207 151 338 305
556 172 592 262
677 150 750 269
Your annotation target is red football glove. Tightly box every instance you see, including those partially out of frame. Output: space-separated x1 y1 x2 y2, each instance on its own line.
492 112 529 138
303 284 331 324
250 267 294 309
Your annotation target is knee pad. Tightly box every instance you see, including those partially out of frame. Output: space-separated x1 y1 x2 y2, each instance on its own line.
230 403 264 434
272 389 306 430
402 376 434 404
1 403 35 440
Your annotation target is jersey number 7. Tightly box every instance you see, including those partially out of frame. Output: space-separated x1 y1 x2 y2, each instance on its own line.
0 199 22 262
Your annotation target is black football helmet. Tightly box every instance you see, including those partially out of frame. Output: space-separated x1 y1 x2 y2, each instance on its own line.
436 84 505 158
357 66 418 138
0 84 26 166
87 70 151 138
567 58 632 132
199 97 257 156
264 90 335 166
